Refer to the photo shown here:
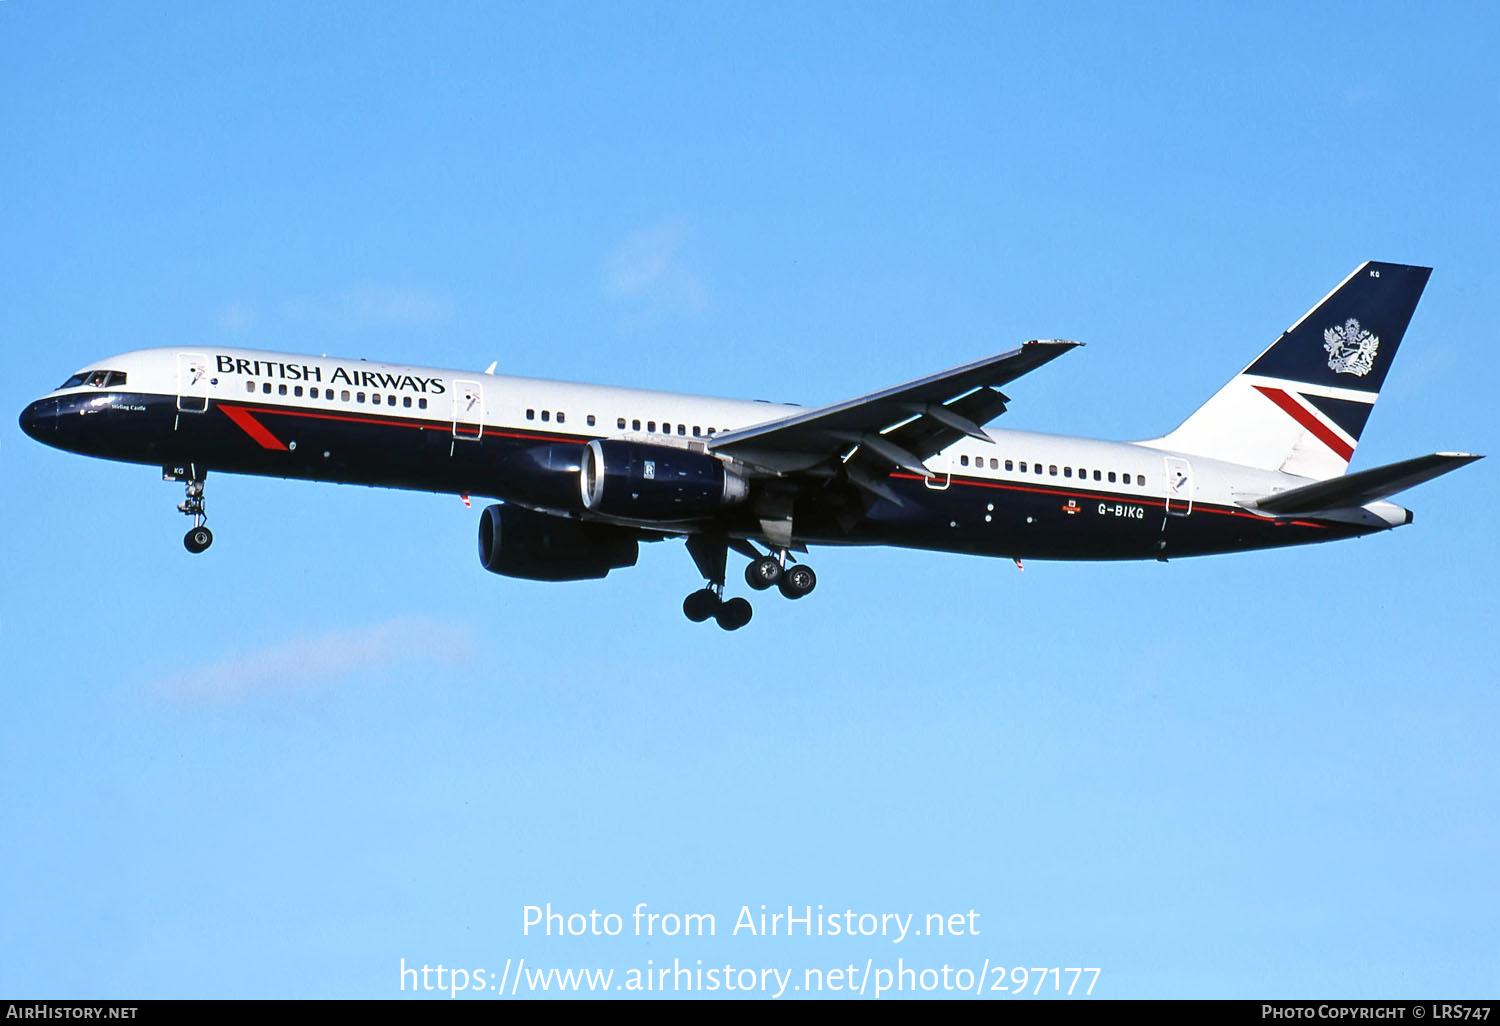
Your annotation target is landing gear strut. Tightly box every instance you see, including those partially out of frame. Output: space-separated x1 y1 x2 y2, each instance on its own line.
177 478 212 553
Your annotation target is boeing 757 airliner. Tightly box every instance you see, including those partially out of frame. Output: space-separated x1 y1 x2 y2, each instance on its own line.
19 261 1480 629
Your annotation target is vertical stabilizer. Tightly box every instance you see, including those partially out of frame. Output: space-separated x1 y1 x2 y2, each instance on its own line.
1144 262 1431 479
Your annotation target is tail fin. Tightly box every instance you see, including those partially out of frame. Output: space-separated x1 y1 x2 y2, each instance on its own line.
1145 261 1431 479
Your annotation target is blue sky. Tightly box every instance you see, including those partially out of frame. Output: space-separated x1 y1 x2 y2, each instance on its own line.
2 1 1496 999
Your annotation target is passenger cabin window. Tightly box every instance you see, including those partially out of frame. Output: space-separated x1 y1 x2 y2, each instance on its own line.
526 409 535 420
587 414 596 427
677 424 685 436
617 417 626 430
245 381 255 393
1108 471 1116 483
418 398 428 410
263 383 272 394
541 410 550 422
279 384 288 396
341 390 351 401
1136 474 1145 486
648 421 656 433
693 426 702 437
960 455 969 466
403 396 412 408
1063 466 1072 477
357 392 366 403
632 419 641 431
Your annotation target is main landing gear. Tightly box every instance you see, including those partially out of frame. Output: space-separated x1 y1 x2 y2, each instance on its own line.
684 537 817 630
174 475 213 553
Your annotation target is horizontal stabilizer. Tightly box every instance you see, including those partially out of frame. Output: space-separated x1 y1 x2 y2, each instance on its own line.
1246 452 1482 515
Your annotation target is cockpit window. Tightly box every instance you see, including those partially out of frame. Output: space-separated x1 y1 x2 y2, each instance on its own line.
60 370 127 389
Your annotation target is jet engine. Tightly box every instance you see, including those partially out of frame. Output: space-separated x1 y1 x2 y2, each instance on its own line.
579 439 749 519
477 503 638 581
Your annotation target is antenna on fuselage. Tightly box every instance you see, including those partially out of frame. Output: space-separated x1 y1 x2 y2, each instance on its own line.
484 361 497 375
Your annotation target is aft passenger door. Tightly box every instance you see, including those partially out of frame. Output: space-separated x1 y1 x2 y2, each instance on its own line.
452 379 483 440
1163 456 1193 515
176 352 209 413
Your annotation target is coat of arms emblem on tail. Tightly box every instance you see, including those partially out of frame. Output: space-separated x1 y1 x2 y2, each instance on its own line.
1324 317 1379 376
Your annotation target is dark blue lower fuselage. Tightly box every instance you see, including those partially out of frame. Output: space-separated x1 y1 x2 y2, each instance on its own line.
19 390 1365 560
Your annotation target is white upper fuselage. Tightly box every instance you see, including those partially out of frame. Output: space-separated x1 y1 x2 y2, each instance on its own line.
42 344 1355 519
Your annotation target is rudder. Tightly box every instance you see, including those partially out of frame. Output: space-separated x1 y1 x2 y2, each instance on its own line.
1144 261 1431 479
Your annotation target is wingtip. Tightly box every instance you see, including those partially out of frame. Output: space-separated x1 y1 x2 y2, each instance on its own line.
1027 338 1085 348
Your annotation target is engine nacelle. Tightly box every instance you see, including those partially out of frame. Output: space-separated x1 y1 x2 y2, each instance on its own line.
580 439 749 519
477 503 638 582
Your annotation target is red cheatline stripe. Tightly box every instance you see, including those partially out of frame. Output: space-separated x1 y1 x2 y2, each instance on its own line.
219 404 288 450
1253 385 1354 462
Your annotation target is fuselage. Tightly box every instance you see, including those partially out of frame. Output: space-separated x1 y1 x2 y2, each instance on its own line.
18 345 1403 562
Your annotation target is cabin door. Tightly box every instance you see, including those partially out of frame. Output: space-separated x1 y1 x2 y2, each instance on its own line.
452 380 483 440
176 352 210 413
1163 456 1193 516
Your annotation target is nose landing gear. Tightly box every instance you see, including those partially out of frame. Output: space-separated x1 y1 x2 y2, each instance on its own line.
166 469 212 553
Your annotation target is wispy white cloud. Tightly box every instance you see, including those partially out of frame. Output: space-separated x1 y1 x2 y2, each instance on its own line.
1340 80 1385 108
603 219 709 318
157 615 475 704
282 283 456 331
219 301 256 335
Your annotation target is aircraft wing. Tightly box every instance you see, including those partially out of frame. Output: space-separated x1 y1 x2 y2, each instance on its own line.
708 340 1082 491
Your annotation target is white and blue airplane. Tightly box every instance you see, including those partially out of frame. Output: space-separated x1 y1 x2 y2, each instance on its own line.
19 261 1479 629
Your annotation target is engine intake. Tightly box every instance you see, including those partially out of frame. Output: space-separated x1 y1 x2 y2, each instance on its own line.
477 503 638 581
580 439 748 519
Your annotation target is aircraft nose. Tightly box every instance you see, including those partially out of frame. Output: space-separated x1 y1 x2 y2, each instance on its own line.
19 398 57 440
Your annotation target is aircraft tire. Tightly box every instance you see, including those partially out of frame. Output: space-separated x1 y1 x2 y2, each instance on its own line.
184 526 213 554
715 597 753 631
683 588 720 622
778 564 816 599
744 555 782 590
